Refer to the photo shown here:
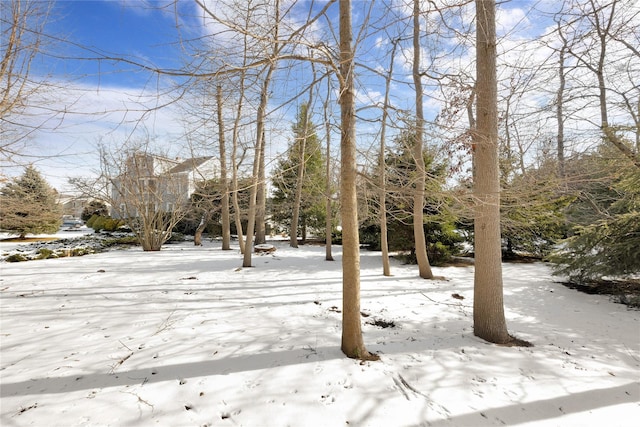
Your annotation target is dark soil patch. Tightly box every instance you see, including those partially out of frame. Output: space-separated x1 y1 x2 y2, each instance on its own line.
560 278 640 309
502 252 542 263
366 318 396 328
498 335 534 348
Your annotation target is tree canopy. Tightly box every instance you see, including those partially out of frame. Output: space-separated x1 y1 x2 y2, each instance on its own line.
271 102 327 241
0 165 61 238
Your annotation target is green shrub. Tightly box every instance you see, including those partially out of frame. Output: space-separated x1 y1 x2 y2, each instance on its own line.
91 215 107 231
5 254 28 262
36 248 56 259
86 214 99 228
71 248 92 256
104 218 123 232
102 236 139 247
167 232 185 243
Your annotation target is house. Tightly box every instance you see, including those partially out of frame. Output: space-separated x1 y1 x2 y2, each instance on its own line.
111 153 220 218
57 193 92 219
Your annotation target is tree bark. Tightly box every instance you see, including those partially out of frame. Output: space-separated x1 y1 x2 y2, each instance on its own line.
412 0 434 279
556 20 567 178
230 61 247 255
379 39 398 277
290 94 315 248
194 210 210 246
339 0 377 361
255 129 267 245
242 1 279 267
216 84 231 250
290 119 306 248
324 76 334 261
473 0 511 344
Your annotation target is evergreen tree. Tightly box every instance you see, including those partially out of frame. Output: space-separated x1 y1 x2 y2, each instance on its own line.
81 200 109 221
550 145 640 281
361 129 462 265
500 160 572 259
271 103 326 241
0 166 62 238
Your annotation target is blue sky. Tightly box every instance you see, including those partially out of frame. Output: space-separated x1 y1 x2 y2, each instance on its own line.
6 0 565 192
9 0 199 190
48 1 187 86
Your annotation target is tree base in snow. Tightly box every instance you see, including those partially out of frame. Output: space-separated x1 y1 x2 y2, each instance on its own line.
254 244 276 253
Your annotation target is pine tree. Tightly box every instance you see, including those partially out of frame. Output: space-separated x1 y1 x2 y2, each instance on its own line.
271 103 326 242
500 160 572 259
0 166 62 238
362 129 461 265
550 146 640 280
81 200 108 221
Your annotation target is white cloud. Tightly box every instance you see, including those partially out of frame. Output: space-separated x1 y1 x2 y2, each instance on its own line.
2 78 187 192
496 7 530 37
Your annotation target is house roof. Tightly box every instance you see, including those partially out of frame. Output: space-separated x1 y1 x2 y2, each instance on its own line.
168 157 214 174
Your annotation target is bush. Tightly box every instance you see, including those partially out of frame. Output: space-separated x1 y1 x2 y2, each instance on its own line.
81 201 109 221
71 248 92 256
91 215 107 232
360 222 463 266
5 254 28 262
104 218 123 232
167 232 186 243
102 236 138 247
36 248 56 259
86 214 99 228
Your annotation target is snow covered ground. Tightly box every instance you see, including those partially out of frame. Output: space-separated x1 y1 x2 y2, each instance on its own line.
1 235 638 426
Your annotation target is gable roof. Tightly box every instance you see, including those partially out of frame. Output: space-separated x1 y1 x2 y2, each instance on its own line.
168 157 214 174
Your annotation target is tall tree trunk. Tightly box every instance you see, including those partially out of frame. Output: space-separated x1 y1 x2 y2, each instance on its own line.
324 75 334 261
339 0 377 361
473 0 511 344
244 86 269 267
412 0 434 279
556 20 567 178
231 172 244 253
301 216 308 243
255 129 267 245
217 84 231 250
231 38 249 255
243 1 279 267
379 39 398 277
290 92 315 248
290 121 306 248
194 210 210 246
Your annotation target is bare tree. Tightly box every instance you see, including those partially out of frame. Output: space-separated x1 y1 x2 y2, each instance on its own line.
100 147 195 251
472 0 512 344
411 0 434 279
216 83 232 250
565 0 639 167
0 0 54 163
556 18 569 177
230 79 248 255
242 0 280 267
322 70 334 261
378 37 400 277
338 0 377 361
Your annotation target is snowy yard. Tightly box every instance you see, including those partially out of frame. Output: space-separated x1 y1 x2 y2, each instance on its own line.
1 237 638 426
